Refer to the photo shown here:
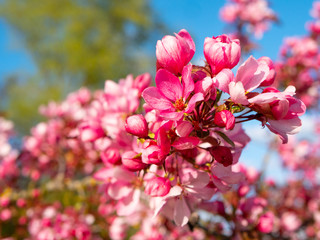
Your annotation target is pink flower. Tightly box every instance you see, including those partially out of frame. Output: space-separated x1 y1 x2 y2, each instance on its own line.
121 151 148 172
142 65 204 120
258 57 276 87
229 56 270 105
101 147 122 165
249 86 306 143
257 211 274 233
152 169 212 227
156 29 195 75
125 114 149 138
204 34 241 75
211 163 244 192
133 73 152 94
0 209 11 221
214 110 235 130
145 177 171 197
79 121 105 142
281 212 301 232
141 142 164 165
220 4 239 23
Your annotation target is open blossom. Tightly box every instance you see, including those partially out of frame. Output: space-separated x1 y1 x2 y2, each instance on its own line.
204 34 241 75
142 65 203 120
156 29 195 75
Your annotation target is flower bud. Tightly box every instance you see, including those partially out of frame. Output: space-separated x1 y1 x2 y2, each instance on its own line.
16 198 26 208
101 147 121 165
209 146 233 167
204 34 241 75
214 110 235 130
257 211 274 233
145 177 171 197
125 114 149 138
258 57 276 87
122 151 148 172
156 29 195 75
133 73 152 94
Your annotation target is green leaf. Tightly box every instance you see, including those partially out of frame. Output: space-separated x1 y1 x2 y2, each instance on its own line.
215 131 235 148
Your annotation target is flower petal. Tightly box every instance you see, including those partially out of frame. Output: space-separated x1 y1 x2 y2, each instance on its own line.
229 82 249 105
185 92 204 113
182 64 194 99
156 69 183 101
142 87 173 110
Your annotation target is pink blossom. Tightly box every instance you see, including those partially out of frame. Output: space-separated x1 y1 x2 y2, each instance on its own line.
211 162 244 192
101 147 122 165
133 73 152 94
145 177 171 197
220 4 239 23
121 151 148 172
152 168 212 227
125 114 149 138
214 110 235 130
229 56 270 104
281 212 301 232
142 65 203 120
156 29 195 75
141 142 164 165
204 34 241 75
258 57 276 86
0 209 11 221
257 211 274 233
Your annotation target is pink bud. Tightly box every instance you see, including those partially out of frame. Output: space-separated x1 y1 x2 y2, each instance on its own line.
121 151 148 172
0 209 11 221
156 29 195 75
214 110 235 130
125 114 149 138
32 189 40 198
257 211 274 233
258 57 276 87
133 73 152 94
101 147 121 165
204 34 241 75
209 146 233 167
145 177 171 197
238 184 250 197
17 198 26 208
0 197 9 207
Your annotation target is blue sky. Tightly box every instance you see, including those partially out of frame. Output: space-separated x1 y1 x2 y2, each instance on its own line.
0 0 316 181
151 0 313 62
0 0 314 81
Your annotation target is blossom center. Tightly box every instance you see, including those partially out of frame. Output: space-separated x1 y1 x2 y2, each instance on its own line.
174 98 186 111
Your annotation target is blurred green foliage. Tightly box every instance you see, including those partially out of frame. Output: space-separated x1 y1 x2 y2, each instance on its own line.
0 0 163 133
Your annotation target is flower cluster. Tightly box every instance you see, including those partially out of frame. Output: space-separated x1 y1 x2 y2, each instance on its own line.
0 28 309 239
0 117 18 185
274 1 320 108
220 0 277 52
99 29 305 228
